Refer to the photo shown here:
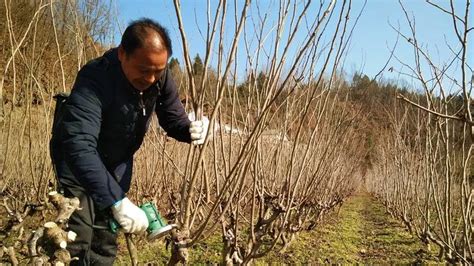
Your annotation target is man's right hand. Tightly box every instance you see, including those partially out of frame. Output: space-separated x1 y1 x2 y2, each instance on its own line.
111 197 149 234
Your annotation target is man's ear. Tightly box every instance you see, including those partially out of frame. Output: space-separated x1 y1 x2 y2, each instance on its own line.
118 45 125 62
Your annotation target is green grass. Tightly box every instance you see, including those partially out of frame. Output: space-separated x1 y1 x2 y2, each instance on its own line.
260 196 366 264
260 193 439 264
115 236 168 265
115 230 224 265
358 194 437 264
115 194 439 264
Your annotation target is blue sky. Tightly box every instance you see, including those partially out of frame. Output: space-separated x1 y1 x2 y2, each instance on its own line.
114 0 472 90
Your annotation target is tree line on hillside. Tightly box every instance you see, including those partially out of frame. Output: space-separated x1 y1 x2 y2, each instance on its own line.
1 0 112 111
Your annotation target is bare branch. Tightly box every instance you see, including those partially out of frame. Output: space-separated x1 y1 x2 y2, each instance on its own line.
426 0 464 23
397 94 469 123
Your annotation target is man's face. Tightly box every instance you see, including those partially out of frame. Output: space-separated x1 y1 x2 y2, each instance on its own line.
118 42 168 91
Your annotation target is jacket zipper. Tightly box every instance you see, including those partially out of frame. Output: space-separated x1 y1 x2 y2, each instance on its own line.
139 91 146 116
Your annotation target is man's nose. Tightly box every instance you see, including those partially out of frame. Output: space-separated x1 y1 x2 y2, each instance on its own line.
144 74 156 84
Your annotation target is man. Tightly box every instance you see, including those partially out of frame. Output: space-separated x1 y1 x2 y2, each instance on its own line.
50 18 208 265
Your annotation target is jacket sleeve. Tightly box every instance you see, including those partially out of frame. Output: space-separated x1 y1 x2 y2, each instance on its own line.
155 70 192 143
60 76 125 210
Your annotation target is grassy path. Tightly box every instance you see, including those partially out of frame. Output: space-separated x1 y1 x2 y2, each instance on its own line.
116 194 436 264
261 193 435 264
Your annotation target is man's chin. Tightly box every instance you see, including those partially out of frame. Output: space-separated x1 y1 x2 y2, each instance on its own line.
133 83 149 91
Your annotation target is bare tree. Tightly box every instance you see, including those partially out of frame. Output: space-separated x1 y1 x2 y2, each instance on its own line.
128 0 365 264
367 0 472 263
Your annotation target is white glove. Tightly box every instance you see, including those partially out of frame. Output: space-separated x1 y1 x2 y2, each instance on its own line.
189 115 210 145
111 198 149 234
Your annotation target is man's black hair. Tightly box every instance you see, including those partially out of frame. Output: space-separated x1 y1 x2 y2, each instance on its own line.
120 18 172 57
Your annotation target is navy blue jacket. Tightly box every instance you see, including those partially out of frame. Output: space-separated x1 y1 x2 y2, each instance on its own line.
50 48 191 210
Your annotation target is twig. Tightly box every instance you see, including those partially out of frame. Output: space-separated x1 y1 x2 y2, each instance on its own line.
5 246 18 266
125 234 138 266
426 0 464 23
397 94 470 124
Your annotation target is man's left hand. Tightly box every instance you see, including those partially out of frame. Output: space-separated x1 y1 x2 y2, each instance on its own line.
189 116 209 145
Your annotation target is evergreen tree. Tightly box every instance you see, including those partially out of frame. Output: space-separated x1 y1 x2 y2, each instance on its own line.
169 57 180 71
193 54 204 77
